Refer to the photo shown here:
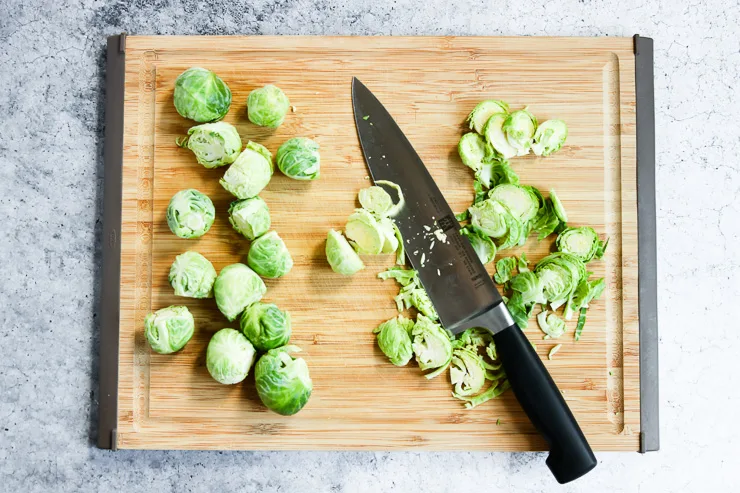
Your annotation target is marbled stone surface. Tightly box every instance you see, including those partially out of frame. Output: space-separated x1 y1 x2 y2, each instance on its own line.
1 1 738 491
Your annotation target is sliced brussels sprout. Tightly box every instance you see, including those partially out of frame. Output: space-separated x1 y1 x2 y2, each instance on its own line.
358 180 405 218
535 252 586 310
411 314 453 379
345 209 384 255
168 251 217 298
458 132 490 172
276 137 320 180
247 231 293 279
176 121 241 168
468 199 509 238
460 226 496 265
503 108 537 156
493 256 517 284
510 271 547 305
467 100 509 134
517 252 530 272
568 277 606 323
556 226 608 263
247 84 290 128
173 67 232 123
488 184 540 223
220 141 274 199
550 188 568 223
377 217 400 254
476 158 519 189
240 302 291 351
206 328 256 384
379 268 439 321
373 315 415 366
228 197 271 241
450 347 487 398
506 291 531 329
537 310 566 339
144 305 195 354
532 119 568 157
455 379 511 409
548 343 563 360
483 113 518 159
325 229 365 276
255 345 312 415
213 263 266 322
166 189 215 239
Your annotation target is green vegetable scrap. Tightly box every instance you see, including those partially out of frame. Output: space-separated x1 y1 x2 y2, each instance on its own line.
144 305 195 354
166 189 216 239
493 257 517 284
213 263 266 322
220 141 274 199
412 315 453 379
177 121 242 168
373 315 415 366
255 345 312 415
247 84 290 128
247 231 293 279
168 251 217 299
325 229 365 276
379 267 438 321
240 302 292 352
277 137 321 181
206 328 256 384
173 67 232 123
228 197 271 241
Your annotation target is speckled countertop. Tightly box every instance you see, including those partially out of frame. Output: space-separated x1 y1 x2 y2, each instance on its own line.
1 1 738 491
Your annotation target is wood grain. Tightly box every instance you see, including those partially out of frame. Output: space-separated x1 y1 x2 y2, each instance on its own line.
115 36 639 450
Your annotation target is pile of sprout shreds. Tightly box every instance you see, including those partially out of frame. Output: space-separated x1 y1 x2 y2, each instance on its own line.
145 68 317 416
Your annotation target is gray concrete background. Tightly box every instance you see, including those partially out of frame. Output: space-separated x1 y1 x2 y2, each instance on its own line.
1 1 738 491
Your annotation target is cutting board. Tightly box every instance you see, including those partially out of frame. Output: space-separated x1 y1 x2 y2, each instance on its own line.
100 35 645 451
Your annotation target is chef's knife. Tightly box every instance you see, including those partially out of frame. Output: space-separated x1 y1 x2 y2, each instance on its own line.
352 78 597 484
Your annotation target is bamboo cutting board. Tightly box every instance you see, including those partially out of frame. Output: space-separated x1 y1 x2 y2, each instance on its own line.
106 36 643 451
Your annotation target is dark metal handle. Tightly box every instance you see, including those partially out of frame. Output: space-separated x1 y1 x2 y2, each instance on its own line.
493 324 597 484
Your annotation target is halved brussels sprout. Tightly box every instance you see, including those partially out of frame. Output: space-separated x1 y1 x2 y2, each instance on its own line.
255 345 312 415
247 84 290 128
247 231 293 278
174 67 232 123
532 119 568 157
467 100 509 134
177 121 241 168
450 347 487 398
228 197 271 240
412 314 453 379
537 310 566 339
213 263 266 322
345 209 384 255
556 226 608 263
168 251 217 298
220 141 274 199
458 132 489 172
325 229 365 276
503 108 537 156
144 305 195 354
240 302 291 351
373 315 415 366
488 184 540 223
206 328 256 384
460 226 496 265
276 137 320 181
483 113 518 159
166 189 215 239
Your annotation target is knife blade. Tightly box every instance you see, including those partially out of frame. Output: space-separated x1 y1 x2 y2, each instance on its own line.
351 77 597 484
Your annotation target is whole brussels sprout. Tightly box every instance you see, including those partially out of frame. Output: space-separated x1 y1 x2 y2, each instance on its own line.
247 231 293 279
228 197 271 240
168 251 217 298
206 328 256 384
220 141 274 199
144 305 194 354
325 229 364 276
255 345 312 415
177 121 242 168
166 189 215 239
173 67 232 123
213 263 267 322
240 302 292 351
247 84 290 128
276 137 320 181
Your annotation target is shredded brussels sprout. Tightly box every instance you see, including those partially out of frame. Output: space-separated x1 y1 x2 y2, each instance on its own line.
460 225 496 265
458 132 490 171
379 267 439 321
483 113 518 159
494 257 517 284
537 310 566 339
548 344 563 360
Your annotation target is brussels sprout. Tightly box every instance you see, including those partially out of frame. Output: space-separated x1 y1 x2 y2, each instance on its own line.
276 137 320 181
468 199 509 238
358 180 405 218
240 302 291 351
206 328 256 384
506 291 532 329
548 344 563 360
458 132 490 172
213 263 266 322
531 190 567 240
460 226 496 265
247 231 293 279
503 108 537 156
412 314 453 379
220 141 274 200
569 277 606 333
255 345 312 415
476 158 519 189
228 197 271 240
173 67 232 123
168 251 217 298
166 189 215 239
550 188 568 223
373 315 415 366
467 100 509 134
532 119 568 157
450 347 487 398
556 226 608 263
247 84 290 128
535 252 586 310
345 209 384 255
144 305 195 354
176 122 242 168
325 229 365 276
379 267 439 321
493 256 517 284
518 252 530 272
510 271 547 305
483 113 518 159
537 310 566 339
488 184 540 223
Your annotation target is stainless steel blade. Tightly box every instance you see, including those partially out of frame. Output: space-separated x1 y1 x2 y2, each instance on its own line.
351 77 508 334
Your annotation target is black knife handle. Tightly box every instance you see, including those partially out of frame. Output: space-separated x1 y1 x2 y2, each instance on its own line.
492 323 597 484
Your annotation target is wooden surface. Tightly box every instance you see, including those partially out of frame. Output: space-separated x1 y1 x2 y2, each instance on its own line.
115 36 639 450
